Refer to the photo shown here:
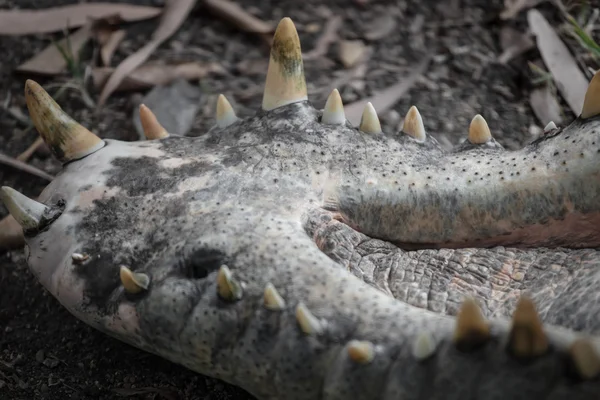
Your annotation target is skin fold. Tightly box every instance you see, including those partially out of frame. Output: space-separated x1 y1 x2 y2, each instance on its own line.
4 18 600 400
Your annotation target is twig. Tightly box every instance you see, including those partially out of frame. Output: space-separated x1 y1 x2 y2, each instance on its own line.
17 137 44 162
0 153 54 181
303 16 342 61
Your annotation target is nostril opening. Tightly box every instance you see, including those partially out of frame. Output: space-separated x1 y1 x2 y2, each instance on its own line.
179 248 228 279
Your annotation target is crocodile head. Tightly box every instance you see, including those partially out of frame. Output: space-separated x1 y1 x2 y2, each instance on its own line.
3 17 600 400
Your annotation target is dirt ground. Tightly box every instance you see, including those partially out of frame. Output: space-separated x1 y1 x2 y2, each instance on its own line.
0 0 597 399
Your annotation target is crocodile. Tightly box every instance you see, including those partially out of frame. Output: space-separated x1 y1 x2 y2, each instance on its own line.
2 17 600 399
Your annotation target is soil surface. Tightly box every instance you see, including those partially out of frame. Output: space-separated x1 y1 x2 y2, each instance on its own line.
0 0 597 399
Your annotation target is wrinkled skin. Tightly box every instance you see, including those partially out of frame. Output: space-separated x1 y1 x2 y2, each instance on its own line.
19 96 600 400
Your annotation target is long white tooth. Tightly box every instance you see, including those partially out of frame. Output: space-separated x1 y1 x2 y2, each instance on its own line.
543 121 557 133
468 114 492 144
581 70 600 119
402 105 426 142
139 104 169 139
412 331 437 361
262 18 308 111
216 94 238 128
263 283 286 310
217 265 243 301
359 102 382 134
322 89 345 125
296 302 323 335
119 266 150 294
0 186 49 231
347 340 375 364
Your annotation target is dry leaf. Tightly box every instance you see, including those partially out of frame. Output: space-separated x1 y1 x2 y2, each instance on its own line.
339 40 368 69
501 0 545 20
97 0 198 107
344 56 431 125
203 0 273 34
91 18 128 66
529 85 564 125
497 26 534 64
303 16 342 61
363 13 396 41
16 25 92 76
0 3 161 35
528 9 588 115
0 215 24 250
92 62 225 92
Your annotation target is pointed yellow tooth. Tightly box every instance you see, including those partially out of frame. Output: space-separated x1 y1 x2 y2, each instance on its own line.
581 70 600 119
347 340 375 364
264 283 286 310
359 102 382 134
119 266 150 294
570 338 600 380
402 105 426 142
216 94 238 128
507 296 548 358
0 186 49 231
543 121 557 133
322 89 345 125
468 114 492 144
453 298 490 351
24 80 104 163
412 331 437 361
262 17 308 111
139 104 169 140
217 265 243 301
296 302 322 335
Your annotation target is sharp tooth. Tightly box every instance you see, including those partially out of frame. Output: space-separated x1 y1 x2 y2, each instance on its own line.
359 102 382 134
139 104 169 139
296 302 322 335
581 70 600 119
119 266 150 294
507 296 548 358
216 94 238 128
402 105 426 142
322 89 345 125
217 265 243 301
0 186 49 231
543 121 557 133
347 340 375 364
263 283 286 310
569 338 600 380
262 17 308 111
453 297 490 351
412 331 437 361
24 80 104 163
468 114 492 144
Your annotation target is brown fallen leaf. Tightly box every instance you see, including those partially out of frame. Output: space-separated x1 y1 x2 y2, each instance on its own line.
363 13 396 41
0 3 161 35
0 153 54 182
344 57 431 125
16 25 92 76
498 26 534 64
338 40 368 69
528 9 588 115
97 0 198 107
529 84 564 125
17 137 46 162
203 0 273 34
501 0 546 20
92 18 128 67
303 15 342 61
92 62 225 92
0 215 24 250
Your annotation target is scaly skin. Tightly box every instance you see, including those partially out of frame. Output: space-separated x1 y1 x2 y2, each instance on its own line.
4 18 600 400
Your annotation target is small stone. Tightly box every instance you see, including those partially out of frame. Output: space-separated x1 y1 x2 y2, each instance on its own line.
35 349 45 363
40 383 49 392
4 326 12 333
43 358 59 368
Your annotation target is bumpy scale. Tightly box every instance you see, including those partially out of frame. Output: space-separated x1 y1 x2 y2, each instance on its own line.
3 17 600 400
